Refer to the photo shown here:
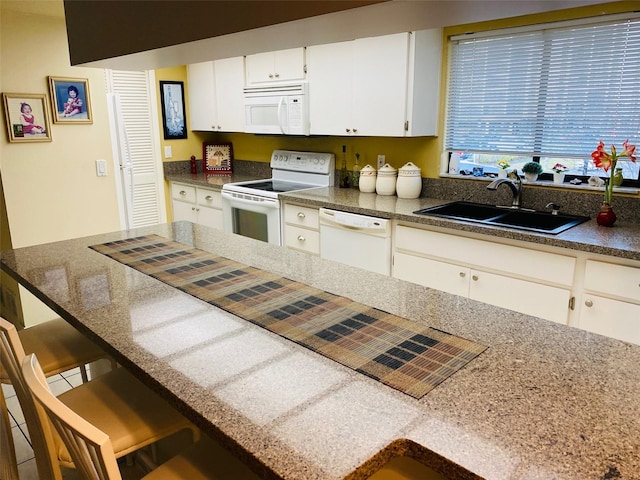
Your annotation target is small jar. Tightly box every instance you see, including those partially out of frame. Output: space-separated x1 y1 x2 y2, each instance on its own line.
396 162 422 199
613 168 624 187
358 164 377 193
376 163 397 196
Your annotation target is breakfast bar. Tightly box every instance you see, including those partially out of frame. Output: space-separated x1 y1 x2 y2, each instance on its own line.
2 222 640 480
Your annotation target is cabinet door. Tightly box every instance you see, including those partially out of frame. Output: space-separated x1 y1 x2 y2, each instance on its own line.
393 252 470 297
469 270 571 324
579 294 640 345
274 48 306 81
197 206 223 230
352 33 410 136
307 41 354 135
172 200 197 223
214 57 246 132
187 62 216 131
246 48 305 84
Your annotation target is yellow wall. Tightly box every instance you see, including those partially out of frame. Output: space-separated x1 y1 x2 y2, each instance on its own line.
0 3 121 324
162 1 638 182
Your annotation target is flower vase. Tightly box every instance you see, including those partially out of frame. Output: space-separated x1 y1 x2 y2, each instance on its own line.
596 202 617 227
498 169 507 179
524 173 538 183
553 172 565 184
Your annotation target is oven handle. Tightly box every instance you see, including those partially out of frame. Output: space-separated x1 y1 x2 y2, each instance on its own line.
221 191 280 209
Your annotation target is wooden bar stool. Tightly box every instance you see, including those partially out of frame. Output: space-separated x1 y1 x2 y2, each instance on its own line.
0 317 110 384
23 353 260 480
1 318 200 480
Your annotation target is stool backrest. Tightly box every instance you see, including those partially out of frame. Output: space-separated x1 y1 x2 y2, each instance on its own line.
1 375 19 480
22 353 123 480
0 317 62 480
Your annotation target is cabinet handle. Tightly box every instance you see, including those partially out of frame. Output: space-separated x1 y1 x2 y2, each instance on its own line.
585 299 593 307
275 73 280 78
345 128 351 133
353 128 358 134
179 191 187 196
191 207 196 211
268 73 274 78
297 235 305 242
459 272 466 278
205 195 213 201
472 275 479 281
297 212 306 219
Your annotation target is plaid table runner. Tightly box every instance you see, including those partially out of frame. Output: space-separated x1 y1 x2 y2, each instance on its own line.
91 235 486 399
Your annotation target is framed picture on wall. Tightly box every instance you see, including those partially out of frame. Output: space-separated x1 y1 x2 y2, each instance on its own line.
159 80 187 140
48 76 93 124
2 92 52 143
203 142 233 174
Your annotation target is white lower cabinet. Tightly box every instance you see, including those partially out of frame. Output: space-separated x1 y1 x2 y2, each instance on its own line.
393 224 575 324
171 182 223 230
283 203 320 255
578 260 640 344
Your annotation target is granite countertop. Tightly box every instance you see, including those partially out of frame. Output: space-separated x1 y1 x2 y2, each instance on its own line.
166 172 640 262
2 222 640 480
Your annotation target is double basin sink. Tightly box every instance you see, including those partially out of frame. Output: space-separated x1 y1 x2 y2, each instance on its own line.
414 201 590 235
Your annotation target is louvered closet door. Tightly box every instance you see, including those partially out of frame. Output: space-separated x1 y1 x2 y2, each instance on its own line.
106 70 166 228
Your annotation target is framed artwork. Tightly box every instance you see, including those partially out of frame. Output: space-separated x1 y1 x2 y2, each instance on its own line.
2 92 52 143
159 81 187 139
203 142 233 175
48 76 93 124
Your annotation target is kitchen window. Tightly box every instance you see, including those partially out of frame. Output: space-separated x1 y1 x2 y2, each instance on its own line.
444 13 640 186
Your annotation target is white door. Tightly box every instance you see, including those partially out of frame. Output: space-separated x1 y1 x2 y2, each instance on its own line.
106 70 166 229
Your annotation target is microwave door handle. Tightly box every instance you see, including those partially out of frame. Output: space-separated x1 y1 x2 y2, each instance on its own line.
277 96 286 134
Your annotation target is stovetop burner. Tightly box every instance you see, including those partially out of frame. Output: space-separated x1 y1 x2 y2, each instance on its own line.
240 179 322 193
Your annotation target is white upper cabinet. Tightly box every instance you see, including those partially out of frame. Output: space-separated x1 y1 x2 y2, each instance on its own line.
245 47 306 84
187 57 245 132
307 29 443 137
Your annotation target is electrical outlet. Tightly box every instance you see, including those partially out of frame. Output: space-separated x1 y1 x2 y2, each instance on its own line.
377 155 385 170
95 159 107 177
164 146 172 158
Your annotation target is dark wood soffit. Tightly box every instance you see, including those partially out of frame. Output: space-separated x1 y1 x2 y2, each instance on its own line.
64 0 387 65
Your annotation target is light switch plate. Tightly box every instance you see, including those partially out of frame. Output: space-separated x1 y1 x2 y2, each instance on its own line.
164 146 172 158
95 159 107 176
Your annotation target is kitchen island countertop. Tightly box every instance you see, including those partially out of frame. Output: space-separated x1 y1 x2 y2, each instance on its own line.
2 222 640 480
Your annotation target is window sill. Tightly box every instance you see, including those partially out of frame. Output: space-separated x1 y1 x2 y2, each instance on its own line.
439 173 639 195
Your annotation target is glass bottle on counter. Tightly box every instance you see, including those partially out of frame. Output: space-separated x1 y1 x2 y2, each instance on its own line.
339 145 351 188
352 152 361 188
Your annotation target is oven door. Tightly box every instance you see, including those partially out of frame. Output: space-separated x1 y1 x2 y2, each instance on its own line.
221 190 282 245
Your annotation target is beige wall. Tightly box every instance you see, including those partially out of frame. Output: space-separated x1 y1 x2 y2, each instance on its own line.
1 2 121 324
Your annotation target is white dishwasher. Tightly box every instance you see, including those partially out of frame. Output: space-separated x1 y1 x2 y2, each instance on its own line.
319 208 392 275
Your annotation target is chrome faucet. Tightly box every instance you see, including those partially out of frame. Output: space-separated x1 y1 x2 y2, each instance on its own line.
487 170 523 208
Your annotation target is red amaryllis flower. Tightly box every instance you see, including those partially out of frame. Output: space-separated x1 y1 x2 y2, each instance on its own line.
591 139 637 204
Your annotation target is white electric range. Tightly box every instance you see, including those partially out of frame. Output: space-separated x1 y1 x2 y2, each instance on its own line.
221 150 335 245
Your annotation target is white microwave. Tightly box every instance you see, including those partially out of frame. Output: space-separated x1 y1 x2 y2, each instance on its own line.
243 83 309 135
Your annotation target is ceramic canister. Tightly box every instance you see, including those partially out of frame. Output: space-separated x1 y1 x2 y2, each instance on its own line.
359 164 377 193
396 162 422 199
376 163 397 196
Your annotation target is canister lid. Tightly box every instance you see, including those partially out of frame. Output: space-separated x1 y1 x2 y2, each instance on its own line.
378 163 397 176
398 162 421 176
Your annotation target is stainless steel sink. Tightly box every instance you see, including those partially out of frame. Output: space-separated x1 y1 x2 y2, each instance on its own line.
414 201 590 234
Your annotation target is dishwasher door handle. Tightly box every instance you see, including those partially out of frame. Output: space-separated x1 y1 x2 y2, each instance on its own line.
318 208 390 235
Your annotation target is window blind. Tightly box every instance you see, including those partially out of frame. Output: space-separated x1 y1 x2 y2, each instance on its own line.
445 15 640 159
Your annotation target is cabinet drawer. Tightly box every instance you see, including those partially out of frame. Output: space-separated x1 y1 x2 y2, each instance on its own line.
284 204 319 229
171 183 196 203
584 260 640 302
395 225 575 286
285 226 320 254
196 188 222 209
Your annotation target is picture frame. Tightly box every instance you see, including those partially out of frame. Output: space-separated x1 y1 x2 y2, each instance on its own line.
2 92 52 143
203 142 233 175
159 80 187 139
48 76 93 124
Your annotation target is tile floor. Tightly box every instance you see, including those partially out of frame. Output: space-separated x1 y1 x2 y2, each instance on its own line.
2 367 145 480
